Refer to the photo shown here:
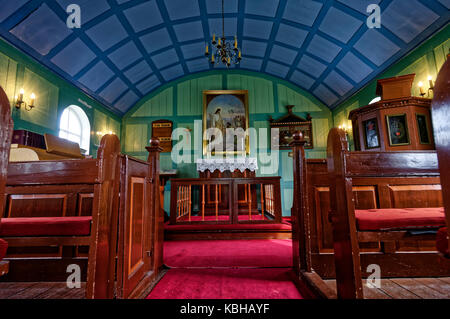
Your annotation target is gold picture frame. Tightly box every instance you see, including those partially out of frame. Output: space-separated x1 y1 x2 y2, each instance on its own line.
386 114 410 146
415 113 431 145
203 90 249 156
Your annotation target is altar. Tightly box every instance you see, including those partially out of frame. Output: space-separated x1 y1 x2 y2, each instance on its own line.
196 157 258 177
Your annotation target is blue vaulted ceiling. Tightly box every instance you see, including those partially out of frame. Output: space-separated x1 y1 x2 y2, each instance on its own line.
0 0 448 115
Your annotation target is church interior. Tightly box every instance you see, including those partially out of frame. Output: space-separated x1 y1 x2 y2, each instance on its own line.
0 0 449 302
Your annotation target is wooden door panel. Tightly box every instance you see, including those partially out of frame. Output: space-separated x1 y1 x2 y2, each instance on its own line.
119 156 154 299
128 178 145 279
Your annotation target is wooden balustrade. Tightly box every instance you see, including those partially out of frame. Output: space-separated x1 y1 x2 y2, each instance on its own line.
169 177 282 225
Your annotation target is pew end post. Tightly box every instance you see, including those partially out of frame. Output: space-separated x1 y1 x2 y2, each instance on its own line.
146 138 163 273
327 128 364 299
86 134 121 299
290 131 312 274
432 54 450 257
0 85 13 278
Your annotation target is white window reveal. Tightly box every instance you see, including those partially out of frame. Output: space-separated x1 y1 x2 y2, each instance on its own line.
59 105 91 154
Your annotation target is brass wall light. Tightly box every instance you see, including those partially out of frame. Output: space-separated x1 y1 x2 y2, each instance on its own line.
15 88 36 111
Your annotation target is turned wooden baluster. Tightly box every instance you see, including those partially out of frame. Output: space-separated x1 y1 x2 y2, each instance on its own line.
177 186 181 218
248 183 252 220
215 184 219 221
188 185 192 221
260 184 265 220
202 184 205 221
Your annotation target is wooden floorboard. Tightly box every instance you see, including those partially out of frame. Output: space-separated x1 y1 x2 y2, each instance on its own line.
325 278 450 299
0 282 86 299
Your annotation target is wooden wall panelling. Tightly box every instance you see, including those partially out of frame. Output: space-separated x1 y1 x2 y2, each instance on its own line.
20 68 59 130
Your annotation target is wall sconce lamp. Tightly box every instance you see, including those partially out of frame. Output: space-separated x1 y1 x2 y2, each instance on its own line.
338 123 352 134
418 76 434 98
15 88 36 111
95 130 114 136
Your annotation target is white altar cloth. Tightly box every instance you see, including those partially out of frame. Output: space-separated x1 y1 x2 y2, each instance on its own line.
196 158 258 173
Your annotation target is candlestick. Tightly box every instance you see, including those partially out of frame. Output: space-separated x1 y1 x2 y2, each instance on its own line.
205 44 209 56
30 93 35 106
234 36 237 49
19 88 24 101
418 82 425 96
428 76 434 89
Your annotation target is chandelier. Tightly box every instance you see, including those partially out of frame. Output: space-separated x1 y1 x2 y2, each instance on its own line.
205 0 242 67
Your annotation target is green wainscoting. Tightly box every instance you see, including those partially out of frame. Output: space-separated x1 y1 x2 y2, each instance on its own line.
122 70 332 215
0 38 121 156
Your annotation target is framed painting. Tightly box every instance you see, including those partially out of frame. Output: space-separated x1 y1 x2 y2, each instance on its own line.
203 90 249 156
416 113 431 144
362 118 380 149
386 114 410 146
269 105 313 150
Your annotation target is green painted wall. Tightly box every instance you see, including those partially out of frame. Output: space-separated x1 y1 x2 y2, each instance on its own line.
122 70 332 216
333 25 450 149
0 38 121 156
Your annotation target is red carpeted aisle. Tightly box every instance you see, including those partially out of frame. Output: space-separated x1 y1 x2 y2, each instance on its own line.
147 268 303 299
146 239 305 299
164 239 292 268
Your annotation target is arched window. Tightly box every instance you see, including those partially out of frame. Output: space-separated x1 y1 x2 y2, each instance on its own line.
59 105 90 154
369 97 381 104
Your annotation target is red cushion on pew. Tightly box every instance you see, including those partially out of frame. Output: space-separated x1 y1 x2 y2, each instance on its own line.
437 227 449 257
355 208 446 231
0 238 7 261
0 217 92 237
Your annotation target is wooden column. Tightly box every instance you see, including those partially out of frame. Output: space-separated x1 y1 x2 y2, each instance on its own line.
146 138 163 273
432 54 450 256
290 132 312 274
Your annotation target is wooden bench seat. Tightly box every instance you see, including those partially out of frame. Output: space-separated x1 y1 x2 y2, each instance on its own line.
354 208 446 231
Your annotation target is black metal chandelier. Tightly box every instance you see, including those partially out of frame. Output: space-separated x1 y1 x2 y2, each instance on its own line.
205 0 242 67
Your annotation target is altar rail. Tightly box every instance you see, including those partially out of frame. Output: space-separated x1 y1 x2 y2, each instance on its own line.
169 177 282 224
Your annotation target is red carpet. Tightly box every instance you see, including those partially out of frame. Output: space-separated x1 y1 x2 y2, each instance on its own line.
164 239 292 268
147 268 303 299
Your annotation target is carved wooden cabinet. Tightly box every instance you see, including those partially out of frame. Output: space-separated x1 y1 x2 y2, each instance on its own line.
350 74 435 152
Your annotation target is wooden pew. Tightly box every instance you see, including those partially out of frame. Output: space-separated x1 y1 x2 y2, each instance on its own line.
432 54 450 258
0 85 163 298
327 128 450 298
3 134 121 299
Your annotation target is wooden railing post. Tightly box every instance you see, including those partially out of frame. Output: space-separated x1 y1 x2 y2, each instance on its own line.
327 128 363 299
146 138 163 273
0 86 13 217
290 132 312 274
